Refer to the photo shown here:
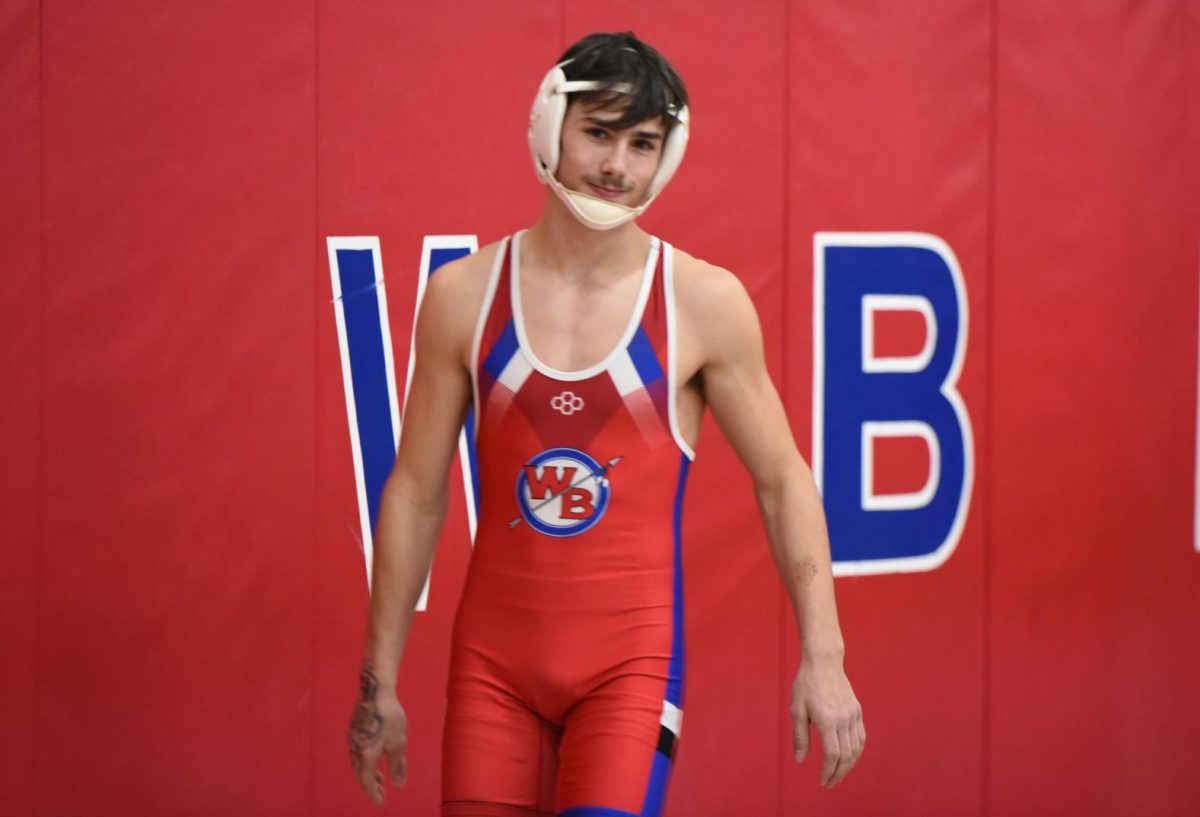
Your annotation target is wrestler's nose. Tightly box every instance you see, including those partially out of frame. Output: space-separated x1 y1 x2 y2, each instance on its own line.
600 141 629 178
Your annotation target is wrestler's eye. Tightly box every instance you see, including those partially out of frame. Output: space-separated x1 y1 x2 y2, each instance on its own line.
586 127 609 140
633 138 658 152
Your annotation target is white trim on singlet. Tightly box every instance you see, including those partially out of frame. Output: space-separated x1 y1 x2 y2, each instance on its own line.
660 699 683 737
509 229 660 382
663 243 697 461
469 238 509 442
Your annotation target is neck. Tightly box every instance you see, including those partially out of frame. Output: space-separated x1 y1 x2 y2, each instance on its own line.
523 190 650 279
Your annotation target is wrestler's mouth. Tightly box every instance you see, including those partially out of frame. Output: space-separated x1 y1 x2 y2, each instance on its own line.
586 182 631 199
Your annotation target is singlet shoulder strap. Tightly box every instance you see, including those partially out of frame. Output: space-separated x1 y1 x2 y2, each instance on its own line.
661 241 696 460
470 236 515 429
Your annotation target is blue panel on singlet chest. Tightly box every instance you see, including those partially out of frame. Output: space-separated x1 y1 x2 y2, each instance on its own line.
627 325 664 386
482 319 519 379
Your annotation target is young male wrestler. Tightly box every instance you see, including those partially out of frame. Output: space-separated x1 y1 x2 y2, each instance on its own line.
348 32 865 815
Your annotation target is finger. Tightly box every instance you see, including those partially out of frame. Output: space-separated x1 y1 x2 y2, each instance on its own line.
353 749 384 805
829 709 867 787
827 722 858 787
388 743 408 787
348 744 370 780
363 767 383 805
818 724 840 786
352 760 377 805
792 703 810 762
372 768 385 805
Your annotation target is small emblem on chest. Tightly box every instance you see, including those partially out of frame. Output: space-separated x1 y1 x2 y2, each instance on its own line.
550 390 585 416
510 448 622 537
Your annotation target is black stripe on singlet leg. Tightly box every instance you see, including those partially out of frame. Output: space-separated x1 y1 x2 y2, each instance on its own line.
656 724 677 759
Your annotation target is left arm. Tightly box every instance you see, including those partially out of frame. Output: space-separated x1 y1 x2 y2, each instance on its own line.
680 261 866 787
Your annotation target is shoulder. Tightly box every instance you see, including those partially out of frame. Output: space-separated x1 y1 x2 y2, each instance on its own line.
667 244 760 348
421 238 505 309
414 238 508 356
417 238 508 323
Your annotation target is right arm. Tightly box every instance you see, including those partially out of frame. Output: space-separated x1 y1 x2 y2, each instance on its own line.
348 248 491 804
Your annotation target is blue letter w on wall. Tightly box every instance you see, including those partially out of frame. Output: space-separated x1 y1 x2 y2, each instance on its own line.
327 235 479 608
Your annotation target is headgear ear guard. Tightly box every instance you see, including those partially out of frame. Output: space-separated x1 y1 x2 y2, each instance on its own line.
528 60 690 231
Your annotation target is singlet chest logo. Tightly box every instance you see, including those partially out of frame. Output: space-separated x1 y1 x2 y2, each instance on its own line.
550 390 585 415
512 447 620 537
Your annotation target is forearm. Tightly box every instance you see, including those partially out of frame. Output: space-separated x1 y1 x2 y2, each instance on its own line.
363 467 449 687
757 462 865 785
755 458 845 661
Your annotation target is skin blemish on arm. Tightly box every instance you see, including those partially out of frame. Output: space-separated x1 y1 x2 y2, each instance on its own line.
792 557 818 588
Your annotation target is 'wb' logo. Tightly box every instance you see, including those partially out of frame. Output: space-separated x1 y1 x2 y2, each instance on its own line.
512 448 620 537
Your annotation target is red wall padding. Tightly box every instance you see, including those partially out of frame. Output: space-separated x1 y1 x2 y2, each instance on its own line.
786 1 994 811
2 1 1198 816
990 3 1200 814
0 1 41 813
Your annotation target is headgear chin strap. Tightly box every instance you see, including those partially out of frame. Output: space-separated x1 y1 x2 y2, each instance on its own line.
528 61 689 231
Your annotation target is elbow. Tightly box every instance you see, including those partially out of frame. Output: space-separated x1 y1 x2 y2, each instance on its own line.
752 452 812 517
382 463 447 517
753 472 787 523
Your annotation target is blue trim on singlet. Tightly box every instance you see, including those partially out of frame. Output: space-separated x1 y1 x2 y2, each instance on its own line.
627 325 664 386
638 457 689 817
482 319 518 379
558 808 639 817
464 405 480 515
639 750 673 817
666 453 689 706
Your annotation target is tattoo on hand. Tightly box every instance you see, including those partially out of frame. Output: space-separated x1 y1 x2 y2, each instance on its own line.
347 660 384 758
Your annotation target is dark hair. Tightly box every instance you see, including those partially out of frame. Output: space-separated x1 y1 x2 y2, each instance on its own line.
557 32 689 135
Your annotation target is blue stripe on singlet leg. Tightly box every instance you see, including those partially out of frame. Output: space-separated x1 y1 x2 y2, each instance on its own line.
639 751 673 817
558 808 639 817
637 453 690 817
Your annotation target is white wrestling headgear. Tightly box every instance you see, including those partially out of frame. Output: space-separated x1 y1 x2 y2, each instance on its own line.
528 60 690 231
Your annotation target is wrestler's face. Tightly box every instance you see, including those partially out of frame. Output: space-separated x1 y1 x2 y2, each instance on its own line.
556 101 666 208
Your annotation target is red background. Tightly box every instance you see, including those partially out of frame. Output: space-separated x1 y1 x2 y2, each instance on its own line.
2 1 1198 815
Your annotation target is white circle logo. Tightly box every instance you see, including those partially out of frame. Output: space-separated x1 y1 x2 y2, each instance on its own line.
513 448 613 537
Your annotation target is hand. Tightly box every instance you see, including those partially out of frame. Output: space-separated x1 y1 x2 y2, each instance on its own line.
791 658 865 787
348 660 409 805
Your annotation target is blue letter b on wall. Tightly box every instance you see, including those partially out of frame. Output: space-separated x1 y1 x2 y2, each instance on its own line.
814 233 974 576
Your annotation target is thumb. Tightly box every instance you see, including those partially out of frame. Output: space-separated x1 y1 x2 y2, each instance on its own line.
793 702 811 762
388 744 408 787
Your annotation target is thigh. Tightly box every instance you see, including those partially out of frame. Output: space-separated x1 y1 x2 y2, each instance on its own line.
555 673 682 817
442 676 561 817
